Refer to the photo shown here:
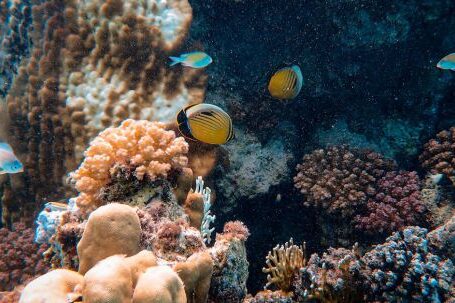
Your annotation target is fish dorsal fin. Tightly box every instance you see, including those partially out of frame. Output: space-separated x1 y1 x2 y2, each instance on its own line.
0 142 13 152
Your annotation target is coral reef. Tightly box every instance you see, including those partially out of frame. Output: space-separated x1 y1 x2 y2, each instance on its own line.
420 127 455 185
421 174 455 228
354 171 426 234
0 222 49 291
361 227 454 302
69 119 190 211
1 0 206 224
294 145 396 217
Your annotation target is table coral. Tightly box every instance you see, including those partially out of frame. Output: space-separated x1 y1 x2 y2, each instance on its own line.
69 119 189 211
294 145 396 217
420 127 455 185
0 222 49 291
354 171 426 234
361 226 454 302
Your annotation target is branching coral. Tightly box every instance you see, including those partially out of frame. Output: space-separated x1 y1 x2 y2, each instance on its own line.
262 238 306 292
294 145 396 217
69 119 189 211
354 171 426 234
0 223 49 291
420 127 455 185
295 244 365 302
361 227 454 302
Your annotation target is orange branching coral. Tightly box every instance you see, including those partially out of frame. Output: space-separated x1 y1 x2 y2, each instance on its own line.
262 238 306 292
70 119 189 211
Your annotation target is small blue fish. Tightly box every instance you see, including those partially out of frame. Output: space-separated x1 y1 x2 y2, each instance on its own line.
437 53 455 71
0 142 23 174
169 51 213 68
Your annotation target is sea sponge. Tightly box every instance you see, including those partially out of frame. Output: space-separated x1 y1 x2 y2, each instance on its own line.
70 119 189 211
173 251 213 303
125 250 158 287
132 266 187 303
420 127 455 185
77 203 141 275
19 269 83 303
294 145 396 217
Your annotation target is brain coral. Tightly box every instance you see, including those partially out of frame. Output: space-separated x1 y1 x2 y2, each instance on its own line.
70 119 189 211
420 127 455 184
354 171 426 234
294 145 396 217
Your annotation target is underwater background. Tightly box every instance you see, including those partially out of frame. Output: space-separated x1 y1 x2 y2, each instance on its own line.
0 0 454 302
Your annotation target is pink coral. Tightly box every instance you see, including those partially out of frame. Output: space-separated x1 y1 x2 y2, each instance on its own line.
419 127 455 184
0 223 49 291
354 171 426 234
294 146 396 217
221 221 250 241
70 119 189 211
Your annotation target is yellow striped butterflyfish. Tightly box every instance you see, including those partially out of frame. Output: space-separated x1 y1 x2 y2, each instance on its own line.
176 104 234 145
268 65 303 100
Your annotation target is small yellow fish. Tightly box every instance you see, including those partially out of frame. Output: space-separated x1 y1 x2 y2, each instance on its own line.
177 103 234 145
268 65 303 100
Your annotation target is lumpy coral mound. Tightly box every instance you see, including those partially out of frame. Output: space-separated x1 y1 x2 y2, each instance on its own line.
70 119 189 211
354 171 426 234
294 145 396 217
420 127 455 184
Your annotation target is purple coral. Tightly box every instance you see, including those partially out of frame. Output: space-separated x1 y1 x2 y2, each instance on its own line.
361 227 454 302
0 223 49 291
354 171 426 234
294 145 396 217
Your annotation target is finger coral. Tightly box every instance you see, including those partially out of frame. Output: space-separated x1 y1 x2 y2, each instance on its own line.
354 171 426 234
0 222 49 291
69 119 189 211
294 145 396 217
420 127 455 185
262 238 305 292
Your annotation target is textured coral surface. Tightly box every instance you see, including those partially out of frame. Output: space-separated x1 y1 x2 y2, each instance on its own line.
354 171 426 234
70 119 189 210
0 223 49 291
420 127 455 184
294 145 396 217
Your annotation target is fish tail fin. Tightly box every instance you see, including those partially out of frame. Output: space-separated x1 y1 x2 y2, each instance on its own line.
169 56 182 66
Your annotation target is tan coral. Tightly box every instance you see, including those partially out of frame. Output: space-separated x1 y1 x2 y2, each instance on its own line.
262 238 306 291
77 203 142 274
173 251 213 303
70 119 189 211
125 250 158 287
82 255 134 303
133 266 187 303
63 0 206 161
19 269 83 303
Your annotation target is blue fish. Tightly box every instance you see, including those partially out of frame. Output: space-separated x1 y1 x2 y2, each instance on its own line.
0 142 23 174
169 51 213 68
437 53 455 71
